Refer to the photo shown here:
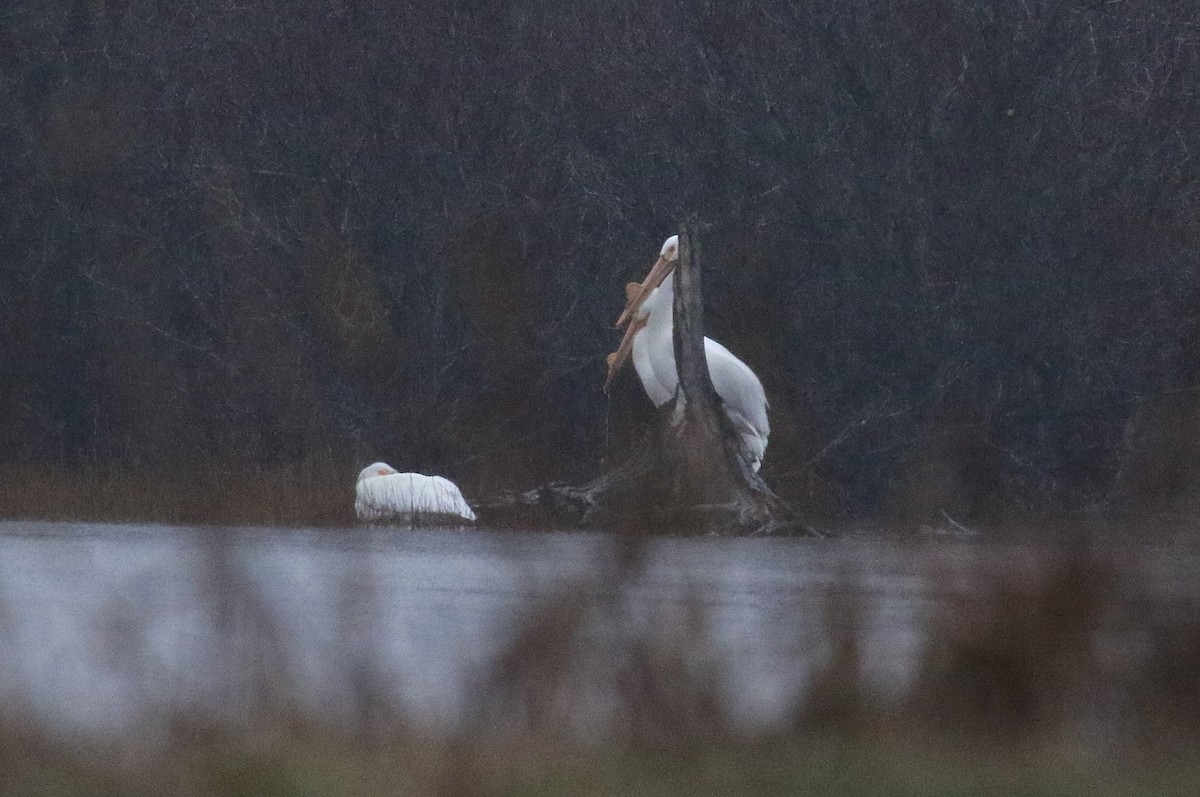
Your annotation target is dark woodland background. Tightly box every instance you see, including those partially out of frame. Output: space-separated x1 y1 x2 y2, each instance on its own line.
5 0 1200 525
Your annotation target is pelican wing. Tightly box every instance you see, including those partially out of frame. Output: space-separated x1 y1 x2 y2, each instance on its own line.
355 473 476 523
704 338 770 471
704 338 769 439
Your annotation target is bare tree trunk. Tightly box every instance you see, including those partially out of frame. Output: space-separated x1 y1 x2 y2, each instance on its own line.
656 218 804 535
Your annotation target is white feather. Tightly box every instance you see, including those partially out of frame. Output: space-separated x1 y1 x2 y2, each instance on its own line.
355 462 476 523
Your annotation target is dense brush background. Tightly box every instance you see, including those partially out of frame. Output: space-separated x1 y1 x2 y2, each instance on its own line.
5 0 1200 524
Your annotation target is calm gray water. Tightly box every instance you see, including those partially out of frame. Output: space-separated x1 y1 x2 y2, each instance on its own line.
0 521 1192 737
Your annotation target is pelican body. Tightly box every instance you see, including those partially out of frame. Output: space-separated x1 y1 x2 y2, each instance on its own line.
355 462 476 523
606 236 770 471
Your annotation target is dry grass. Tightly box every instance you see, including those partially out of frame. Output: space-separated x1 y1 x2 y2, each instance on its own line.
0 468 354 526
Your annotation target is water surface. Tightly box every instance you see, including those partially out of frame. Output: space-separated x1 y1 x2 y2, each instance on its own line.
0 521 1192 736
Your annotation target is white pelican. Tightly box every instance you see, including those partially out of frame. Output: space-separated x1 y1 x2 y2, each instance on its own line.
605 235 770 471
354 462 477 523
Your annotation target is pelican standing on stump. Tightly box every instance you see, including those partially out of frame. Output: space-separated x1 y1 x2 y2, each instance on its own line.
355 462 477 523
605 235 770 472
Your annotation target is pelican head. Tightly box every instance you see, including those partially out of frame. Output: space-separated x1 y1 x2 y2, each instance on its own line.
357 462 397 484
658 234 679 260
605 235 681 390
615 235 679 329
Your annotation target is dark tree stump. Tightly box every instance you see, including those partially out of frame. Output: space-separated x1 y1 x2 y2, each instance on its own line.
478 219 817 536
655 219 803 535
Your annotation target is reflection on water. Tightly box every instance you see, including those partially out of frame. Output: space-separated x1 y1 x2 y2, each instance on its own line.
0 521 1194 737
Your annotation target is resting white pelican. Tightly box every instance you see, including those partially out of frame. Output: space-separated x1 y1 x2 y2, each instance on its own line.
355 462 477 523
605 235 770 471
